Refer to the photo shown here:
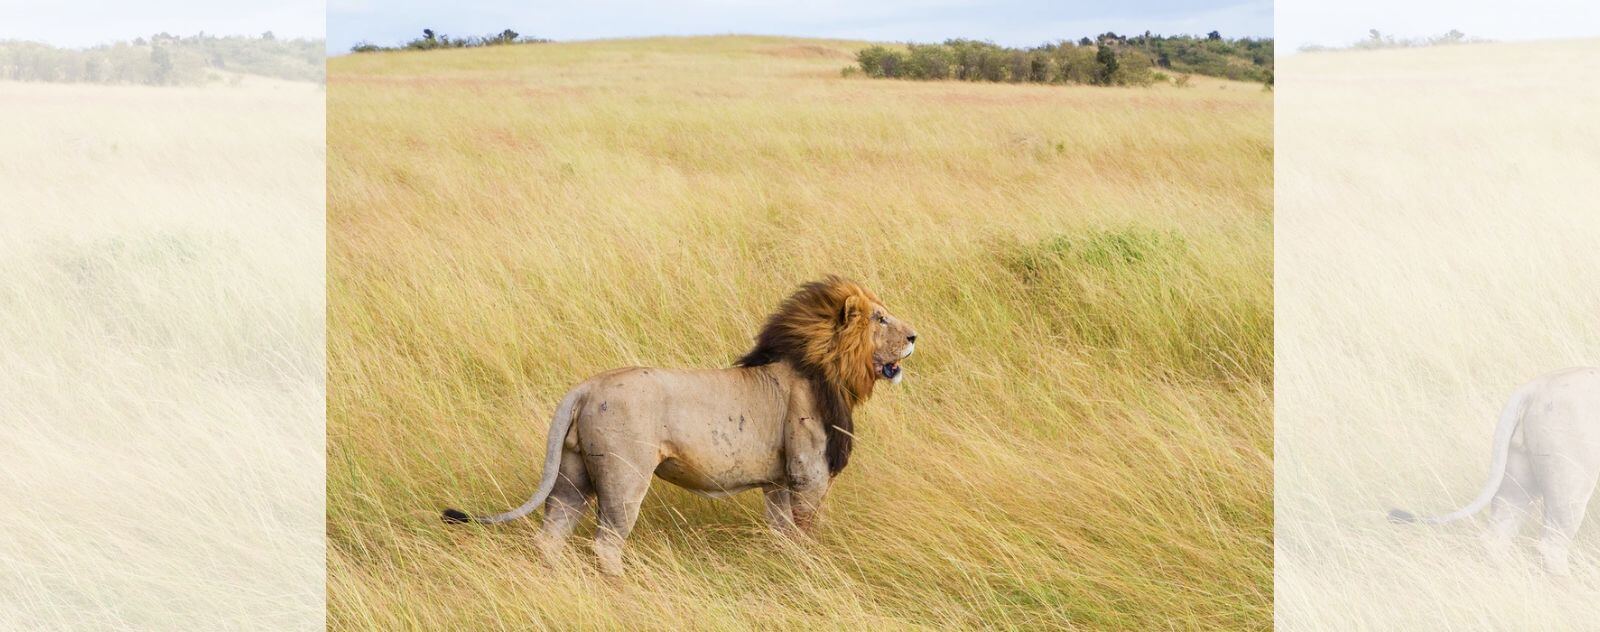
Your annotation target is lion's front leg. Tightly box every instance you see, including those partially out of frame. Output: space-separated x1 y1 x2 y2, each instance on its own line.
763 487 796 535
784 449 831 535
789 476 830 535
784 406 831 536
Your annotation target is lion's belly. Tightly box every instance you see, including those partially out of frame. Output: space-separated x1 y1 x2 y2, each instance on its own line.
656 412 787 491
578 365 793 494
653 456 776 496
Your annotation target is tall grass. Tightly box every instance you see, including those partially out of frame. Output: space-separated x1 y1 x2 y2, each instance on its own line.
0 78 325 628
1276 40 1600 628
328 35 1272 630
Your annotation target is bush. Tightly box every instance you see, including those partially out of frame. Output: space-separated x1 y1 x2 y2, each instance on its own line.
1094 44 1118 85
944 39 1008 82
850 32 1272 88
1129 34 1273 83
1027 52 1052 83
904 43 952 80
1050 45 1099 84
856 45 906 78
354 28 551 53
1341 28 1485 51
1112 48 1155 86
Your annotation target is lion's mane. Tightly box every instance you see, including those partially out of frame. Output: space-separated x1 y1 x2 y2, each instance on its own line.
735 276 880 475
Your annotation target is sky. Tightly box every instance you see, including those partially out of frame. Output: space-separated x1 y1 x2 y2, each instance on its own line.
4 0 1598 56
1279 0 1600 51
325 0 1273 55
0 0 325 46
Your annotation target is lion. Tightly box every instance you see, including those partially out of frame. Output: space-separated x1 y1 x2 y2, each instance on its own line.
441 276 918 576
1389 367 1600 575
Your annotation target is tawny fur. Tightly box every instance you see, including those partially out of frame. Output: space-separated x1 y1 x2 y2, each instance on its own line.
441 276 918 576
734 276 884 473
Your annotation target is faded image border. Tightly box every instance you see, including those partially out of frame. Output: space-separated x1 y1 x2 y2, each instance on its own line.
1274 21 1600 632
0 17 326 631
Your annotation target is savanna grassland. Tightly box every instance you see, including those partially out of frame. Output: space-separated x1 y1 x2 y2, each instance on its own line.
1276 40 1600 628
0 78 324 628
328 36 1272 630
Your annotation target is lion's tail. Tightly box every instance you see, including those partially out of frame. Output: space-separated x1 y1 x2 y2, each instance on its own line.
1388 381 1536 526
442 384 587 525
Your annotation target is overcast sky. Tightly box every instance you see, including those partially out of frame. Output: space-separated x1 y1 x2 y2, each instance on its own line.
325 0 1272 55
4 0 1597 56
0 0 325 46
1280 0 1600 51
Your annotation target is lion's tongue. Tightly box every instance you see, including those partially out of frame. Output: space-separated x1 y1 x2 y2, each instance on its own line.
881 361 900 379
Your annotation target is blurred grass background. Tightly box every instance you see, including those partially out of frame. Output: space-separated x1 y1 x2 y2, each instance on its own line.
0 77 325 629
1275 39 1600 629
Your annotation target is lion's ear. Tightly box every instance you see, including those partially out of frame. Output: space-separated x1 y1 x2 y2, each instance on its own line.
837 295 862 328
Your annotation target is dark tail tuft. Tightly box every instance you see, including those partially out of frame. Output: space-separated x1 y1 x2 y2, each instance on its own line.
441 508 473 524
1387 509 1417 524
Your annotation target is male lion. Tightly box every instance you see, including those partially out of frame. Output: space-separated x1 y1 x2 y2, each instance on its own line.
441 276 917 576
1389 367 1600 575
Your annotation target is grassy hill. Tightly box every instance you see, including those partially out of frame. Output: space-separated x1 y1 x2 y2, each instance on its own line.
328 35 1271 630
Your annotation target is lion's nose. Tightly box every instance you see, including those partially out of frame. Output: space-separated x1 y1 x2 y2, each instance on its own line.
907 334 917 343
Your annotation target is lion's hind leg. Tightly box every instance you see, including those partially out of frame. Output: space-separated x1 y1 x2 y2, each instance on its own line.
586 448 657 577
1532 450 1600 577
536 447 593 564
1483 445 1535 563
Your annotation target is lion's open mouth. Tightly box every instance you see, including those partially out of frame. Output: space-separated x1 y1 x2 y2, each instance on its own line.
880 361 901 379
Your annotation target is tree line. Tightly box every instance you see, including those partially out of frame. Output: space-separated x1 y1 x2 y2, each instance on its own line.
0 32 324 85
350 29 550 53
852 32 1273 87
1299 29 1486 52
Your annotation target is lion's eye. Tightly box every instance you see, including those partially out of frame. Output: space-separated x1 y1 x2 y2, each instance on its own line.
876 315 888 325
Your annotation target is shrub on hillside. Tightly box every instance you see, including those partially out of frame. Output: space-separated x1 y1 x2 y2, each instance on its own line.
1047 44 1100 84
945 39 1008 81
851 32 1269 88
856 45 906 78
1094 44 1118 85
904 43 953 80
352 28 551 53
1112 47 1156 86
1331 28 1487 51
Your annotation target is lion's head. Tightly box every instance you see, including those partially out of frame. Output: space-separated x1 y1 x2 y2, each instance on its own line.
735 276 918 474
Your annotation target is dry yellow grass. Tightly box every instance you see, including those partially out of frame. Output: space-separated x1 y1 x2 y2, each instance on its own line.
0 78 324 628
1276 39 1600 628
328 35 1272 630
